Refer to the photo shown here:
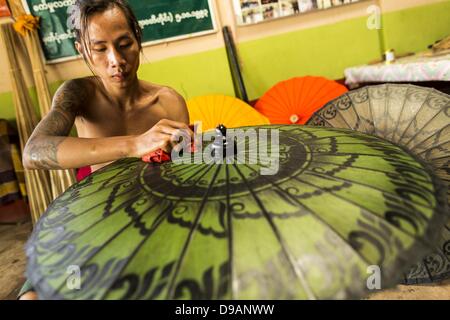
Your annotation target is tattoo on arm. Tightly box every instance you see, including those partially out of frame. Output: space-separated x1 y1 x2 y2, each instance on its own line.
26 110 71 169
25 80 87 170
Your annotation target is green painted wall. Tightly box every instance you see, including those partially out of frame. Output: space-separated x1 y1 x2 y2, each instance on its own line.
138 47 234 100
0 48 233 123
1 1 448 122
382 1 450 54
237 1 450 100
238 16 382 100
0 82 62 124
0 91 16 122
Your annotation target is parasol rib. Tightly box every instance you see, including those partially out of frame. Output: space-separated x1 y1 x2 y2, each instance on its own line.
166 165 222 299
33 163 208 273
225 164 237 300
395 91 433 143
240 162 382 270
233 163 318 300
294 174 434 251
72 164 215 299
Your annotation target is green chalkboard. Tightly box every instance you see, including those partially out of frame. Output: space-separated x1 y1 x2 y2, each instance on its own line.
23 0 216 63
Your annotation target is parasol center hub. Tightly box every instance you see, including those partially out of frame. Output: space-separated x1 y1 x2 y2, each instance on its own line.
212 124 237 159
290 114 300 124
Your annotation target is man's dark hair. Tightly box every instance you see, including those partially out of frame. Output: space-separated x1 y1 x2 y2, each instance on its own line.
70 0 142 62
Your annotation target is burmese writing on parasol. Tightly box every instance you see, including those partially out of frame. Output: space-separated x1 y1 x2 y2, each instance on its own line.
26 125 447 299
307 84 450 284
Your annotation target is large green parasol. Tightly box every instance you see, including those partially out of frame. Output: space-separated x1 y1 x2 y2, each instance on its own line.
26 125 448 299
307 84 449 284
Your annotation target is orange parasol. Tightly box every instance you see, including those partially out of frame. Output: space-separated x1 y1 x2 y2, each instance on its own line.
187 95 270 132
255 76 348 125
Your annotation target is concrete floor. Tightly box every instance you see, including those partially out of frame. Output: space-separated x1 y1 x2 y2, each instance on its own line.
0 222 32 300
0 222 449 300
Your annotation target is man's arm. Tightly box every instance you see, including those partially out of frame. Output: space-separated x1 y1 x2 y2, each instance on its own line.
23 79 87 169
23 79 85 169
22 79 135 170
23 81 192 170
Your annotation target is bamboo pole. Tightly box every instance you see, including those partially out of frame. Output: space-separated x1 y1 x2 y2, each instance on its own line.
9 0 76 200
0 23 52 223
21 28 76 200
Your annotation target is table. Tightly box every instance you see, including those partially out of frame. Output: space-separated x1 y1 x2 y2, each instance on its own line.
344 51 450 90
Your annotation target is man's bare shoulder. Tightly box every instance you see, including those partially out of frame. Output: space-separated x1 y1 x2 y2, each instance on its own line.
158 86 188 122
139 80 181 99
58 77 95 92
53 77 97 114
158 86 185 104
140 80 187 114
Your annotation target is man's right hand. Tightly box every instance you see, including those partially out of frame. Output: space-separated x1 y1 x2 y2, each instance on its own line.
132 119 194 158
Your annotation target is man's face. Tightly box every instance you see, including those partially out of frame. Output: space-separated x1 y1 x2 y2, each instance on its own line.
80 6 140 88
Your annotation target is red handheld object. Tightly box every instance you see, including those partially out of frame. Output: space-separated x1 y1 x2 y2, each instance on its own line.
141 149 171 163
141 124 197 164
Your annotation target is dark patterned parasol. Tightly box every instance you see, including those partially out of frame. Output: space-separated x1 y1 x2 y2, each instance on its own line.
26 125 448 299
307 84 450 284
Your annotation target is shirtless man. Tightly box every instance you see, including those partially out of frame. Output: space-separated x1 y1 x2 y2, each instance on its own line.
19 0 193 299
